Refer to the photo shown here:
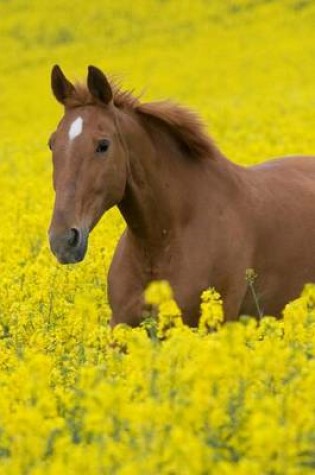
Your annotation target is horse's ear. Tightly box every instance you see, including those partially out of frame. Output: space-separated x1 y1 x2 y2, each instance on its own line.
87 65 113 105
51 65 75 105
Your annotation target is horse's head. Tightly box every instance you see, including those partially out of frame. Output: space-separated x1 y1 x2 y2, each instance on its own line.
48 65 128 264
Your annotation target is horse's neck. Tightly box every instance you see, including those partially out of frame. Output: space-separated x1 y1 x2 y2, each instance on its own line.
118 112 178 243
118 110 241 246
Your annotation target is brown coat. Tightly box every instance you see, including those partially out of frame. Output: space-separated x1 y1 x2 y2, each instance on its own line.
49 65 315 326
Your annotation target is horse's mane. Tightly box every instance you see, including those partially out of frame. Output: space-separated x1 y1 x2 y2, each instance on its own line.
67 82 216 159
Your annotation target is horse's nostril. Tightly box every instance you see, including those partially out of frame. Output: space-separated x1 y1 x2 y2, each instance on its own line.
68 228 80 247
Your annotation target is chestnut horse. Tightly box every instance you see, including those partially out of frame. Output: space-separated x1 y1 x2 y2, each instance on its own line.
49 65 315 326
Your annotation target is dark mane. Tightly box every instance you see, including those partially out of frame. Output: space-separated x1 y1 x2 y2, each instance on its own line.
65 81 141 109
66 81 216 159
136 101 215 159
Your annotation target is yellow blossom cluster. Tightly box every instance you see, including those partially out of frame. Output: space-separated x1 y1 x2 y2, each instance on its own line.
0 0 315 473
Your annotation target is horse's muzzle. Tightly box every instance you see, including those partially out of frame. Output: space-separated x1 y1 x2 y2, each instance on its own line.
49 227 89 264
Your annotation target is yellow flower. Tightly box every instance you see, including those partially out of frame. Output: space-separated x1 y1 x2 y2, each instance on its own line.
199 288 224 333
145 280 184 338
1 1 315 473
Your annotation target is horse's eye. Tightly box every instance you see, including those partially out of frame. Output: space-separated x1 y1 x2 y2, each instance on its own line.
96 139 110 154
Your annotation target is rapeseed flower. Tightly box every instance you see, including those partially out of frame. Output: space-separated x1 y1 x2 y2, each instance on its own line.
0 0 315 473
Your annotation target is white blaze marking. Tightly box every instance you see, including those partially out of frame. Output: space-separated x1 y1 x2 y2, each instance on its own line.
68 116 83 141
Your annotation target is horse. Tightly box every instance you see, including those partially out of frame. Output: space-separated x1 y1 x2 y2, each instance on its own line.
48 65 315 327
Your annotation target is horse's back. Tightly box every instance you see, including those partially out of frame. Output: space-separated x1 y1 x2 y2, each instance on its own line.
249 155 315 199
252 155 315 175
242 155 315 317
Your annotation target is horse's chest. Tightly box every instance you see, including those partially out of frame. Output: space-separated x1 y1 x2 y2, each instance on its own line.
144 245 174 280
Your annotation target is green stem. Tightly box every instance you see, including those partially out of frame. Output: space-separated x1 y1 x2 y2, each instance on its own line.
248 281 263 319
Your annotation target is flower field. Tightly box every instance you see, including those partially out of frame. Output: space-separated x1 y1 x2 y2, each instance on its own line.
1 0 315 473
